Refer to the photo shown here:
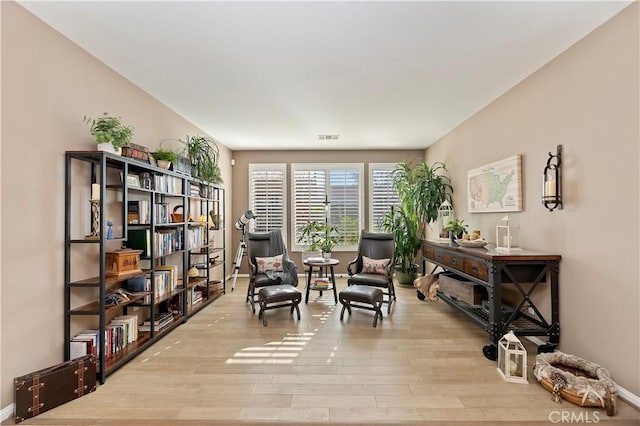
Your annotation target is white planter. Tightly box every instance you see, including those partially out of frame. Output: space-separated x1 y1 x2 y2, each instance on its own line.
157 160 172 170
96 142 121 155
322 252 332 259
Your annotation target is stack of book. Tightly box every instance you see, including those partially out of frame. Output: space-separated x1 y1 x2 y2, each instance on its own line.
138 312 173 332
69 330 99 361
314 277 330 289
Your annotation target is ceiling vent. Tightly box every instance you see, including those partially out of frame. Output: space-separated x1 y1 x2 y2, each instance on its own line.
318 134 340 141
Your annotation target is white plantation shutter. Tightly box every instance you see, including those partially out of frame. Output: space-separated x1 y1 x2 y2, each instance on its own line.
329 169 361 246
249 164 286 240
292 164 363 251
370 163 400 232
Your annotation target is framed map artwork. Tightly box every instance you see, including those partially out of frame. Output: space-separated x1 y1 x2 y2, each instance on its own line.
467 155 522 213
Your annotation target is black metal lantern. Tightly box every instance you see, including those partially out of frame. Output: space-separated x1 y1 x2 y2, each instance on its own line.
542 145 563 211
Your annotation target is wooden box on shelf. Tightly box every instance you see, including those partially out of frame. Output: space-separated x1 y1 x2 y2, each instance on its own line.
438 272 487 306
106 249 143 277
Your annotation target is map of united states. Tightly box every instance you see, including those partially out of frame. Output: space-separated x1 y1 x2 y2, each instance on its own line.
467 156 522 213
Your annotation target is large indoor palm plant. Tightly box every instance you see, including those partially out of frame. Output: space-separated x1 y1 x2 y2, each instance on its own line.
382 160 452 284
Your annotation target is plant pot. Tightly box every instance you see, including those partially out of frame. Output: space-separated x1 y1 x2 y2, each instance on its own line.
157 160 171 170
97 142 121 155
396 270 418 285
322 252 332 259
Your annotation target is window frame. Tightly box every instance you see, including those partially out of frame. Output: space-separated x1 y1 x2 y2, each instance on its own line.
248 163 287 242
291 163 364 252
369 163 400 232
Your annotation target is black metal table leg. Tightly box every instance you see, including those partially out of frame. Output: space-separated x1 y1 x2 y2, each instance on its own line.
330 265 338 304
305 265 312 304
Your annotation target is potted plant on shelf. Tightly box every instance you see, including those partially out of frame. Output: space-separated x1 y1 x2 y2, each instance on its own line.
381 160 453 284
179 134 223 184
152 149 177 170
83 112 134 154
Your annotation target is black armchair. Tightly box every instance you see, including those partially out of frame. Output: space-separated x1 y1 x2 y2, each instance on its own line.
246 230 298 313
347 231 396 313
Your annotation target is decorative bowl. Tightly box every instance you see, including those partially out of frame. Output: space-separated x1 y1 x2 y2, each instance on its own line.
455 239 488 248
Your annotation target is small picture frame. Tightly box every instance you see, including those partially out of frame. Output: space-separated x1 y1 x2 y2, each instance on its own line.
148 154 157 167
127 174 140 188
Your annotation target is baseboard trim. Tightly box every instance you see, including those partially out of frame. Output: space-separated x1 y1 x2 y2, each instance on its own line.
524 337 640 409
1 403 14 423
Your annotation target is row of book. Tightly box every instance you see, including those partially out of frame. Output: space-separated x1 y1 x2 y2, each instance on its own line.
127 228 184 257
155 175 183 195
127 201 181 225
149 266 179 300
186 226 207 250
69 315 138 361
127 200 151 224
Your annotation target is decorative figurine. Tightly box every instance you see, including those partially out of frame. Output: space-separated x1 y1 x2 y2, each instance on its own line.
107 220 114 240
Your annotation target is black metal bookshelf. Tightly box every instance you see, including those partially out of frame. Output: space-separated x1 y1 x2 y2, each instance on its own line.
64 151 226 383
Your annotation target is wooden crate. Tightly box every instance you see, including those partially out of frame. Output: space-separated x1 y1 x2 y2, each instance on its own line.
106 250 143 277
438 273 487 306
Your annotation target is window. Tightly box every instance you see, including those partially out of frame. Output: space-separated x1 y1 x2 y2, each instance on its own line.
292 163 364 251
369 163 400 232
248 164 287 240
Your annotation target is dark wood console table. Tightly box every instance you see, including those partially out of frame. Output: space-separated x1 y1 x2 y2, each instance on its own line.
421 240 560 360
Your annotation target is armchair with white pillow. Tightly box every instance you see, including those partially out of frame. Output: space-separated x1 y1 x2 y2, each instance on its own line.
246 230 298 313
347 231 396 313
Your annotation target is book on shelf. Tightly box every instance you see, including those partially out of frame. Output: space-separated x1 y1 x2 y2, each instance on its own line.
143 311 173 326
69 340 90 360
155 265 179 290
71 330 99 358
314 277 330 288
154 202 170 224
138 315 173 332
127 229 151 257
111 315 138 344
127 200 151 224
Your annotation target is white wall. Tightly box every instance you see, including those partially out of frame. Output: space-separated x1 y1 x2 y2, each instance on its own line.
0 1 232 407
426 3 639 395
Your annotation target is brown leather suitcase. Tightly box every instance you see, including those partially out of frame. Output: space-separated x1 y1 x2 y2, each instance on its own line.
13 355 97 423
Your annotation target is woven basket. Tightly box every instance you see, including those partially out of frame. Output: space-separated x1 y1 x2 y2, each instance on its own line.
534 351 617 416
171 205 185 222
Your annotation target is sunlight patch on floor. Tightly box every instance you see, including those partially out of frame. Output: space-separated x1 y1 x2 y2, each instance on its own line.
224 332 315 364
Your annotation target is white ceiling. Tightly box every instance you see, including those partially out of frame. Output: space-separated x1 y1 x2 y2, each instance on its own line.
19 1 630 151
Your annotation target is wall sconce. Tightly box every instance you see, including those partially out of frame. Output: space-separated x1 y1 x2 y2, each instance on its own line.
542 145 563 211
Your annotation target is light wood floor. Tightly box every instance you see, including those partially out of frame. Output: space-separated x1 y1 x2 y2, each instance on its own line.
10 278 639 425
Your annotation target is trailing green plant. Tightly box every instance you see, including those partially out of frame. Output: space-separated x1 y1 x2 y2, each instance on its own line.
83 112 134 150
381 160 452 276
153 149 178 163
298 220 339 253
179 134 223 184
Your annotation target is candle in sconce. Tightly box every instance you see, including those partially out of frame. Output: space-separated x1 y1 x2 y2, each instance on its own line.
91 184 100 201
544 180 556 198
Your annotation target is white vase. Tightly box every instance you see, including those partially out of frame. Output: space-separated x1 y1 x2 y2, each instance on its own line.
96 142 121 155
157 160 172 170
